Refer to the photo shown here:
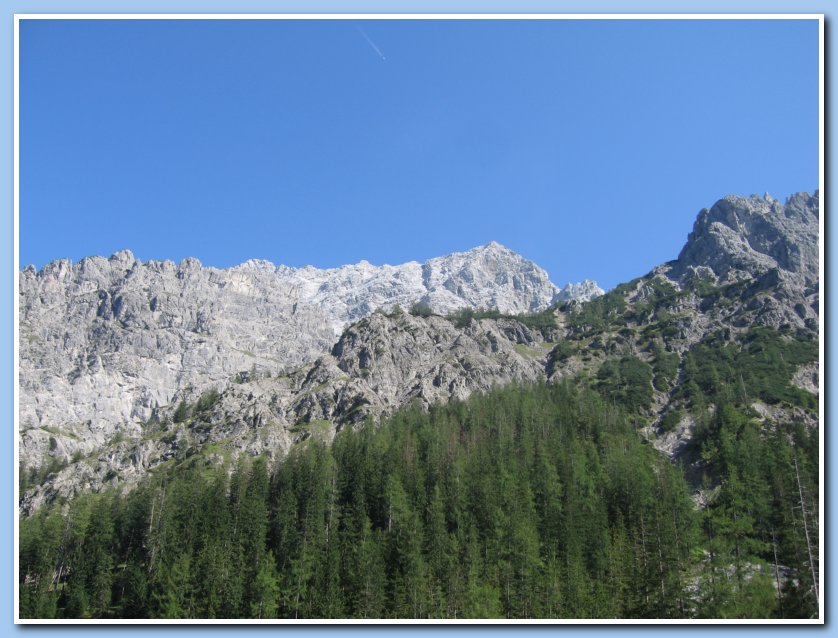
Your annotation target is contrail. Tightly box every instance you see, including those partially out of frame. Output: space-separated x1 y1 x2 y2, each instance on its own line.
356 26 386 61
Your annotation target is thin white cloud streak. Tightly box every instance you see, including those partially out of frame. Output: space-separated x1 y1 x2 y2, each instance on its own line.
356 26 386 61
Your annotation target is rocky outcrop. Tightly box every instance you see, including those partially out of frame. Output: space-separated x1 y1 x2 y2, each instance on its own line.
674 192 818 286
236 241 602 330
671 192 819 331
675 192 818 285
554 279 604 303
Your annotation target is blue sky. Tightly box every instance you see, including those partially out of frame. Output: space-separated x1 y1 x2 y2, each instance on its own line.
19 18 818 290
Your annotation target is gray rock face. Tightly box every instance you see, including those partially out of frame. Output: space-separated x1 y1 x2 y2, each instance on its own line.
672 191 820 330
236 242 602 331
20 310 562 513
19 243 597 480
554 279 604 303
19 252 337 475
675 192 819 286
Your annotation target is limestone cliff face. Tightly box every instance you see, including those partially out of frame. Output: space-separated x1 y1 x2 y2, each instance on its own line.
236 241 602 331
19 243 596 483
676 192 819 286
672 192 820 331
19 310 562 513
19 251 337 474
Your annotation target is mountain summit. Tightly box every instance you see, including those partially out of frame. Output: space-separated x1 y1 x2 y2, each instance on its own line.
234 241 602 330
675 191 819 286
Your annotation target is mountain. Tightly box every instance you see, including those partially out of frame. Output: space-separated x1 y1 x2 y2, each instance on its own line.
19 242 600 505
18 193 819 513
673 191 819 332
236 241 602 330
554 191 819 474
675 192 818 287
17 192 821 621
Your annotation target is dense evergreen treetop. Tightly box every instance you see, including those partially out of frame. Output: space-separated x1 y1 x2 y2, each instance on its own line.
20 377 818 620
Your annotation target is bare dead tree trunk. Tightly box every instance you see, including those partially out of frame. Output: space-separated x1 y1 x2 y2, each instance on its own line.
793 454 818 606
771 529 783 615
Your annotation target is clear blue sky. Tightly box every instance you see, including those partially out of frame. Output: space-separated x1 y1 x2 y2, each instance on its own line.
20 18 818 290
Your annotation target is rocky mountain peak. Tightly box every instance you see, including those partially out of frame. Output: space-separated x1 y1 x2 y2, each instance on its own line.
674 191 819 286
109 249 137 265
469 240 513 256
234 258 277 272
554 279 604 303
229 243 601 327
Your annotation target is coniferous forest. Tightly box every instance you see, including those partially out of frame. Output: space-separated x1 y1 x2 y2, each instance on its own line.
19 380 819 620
